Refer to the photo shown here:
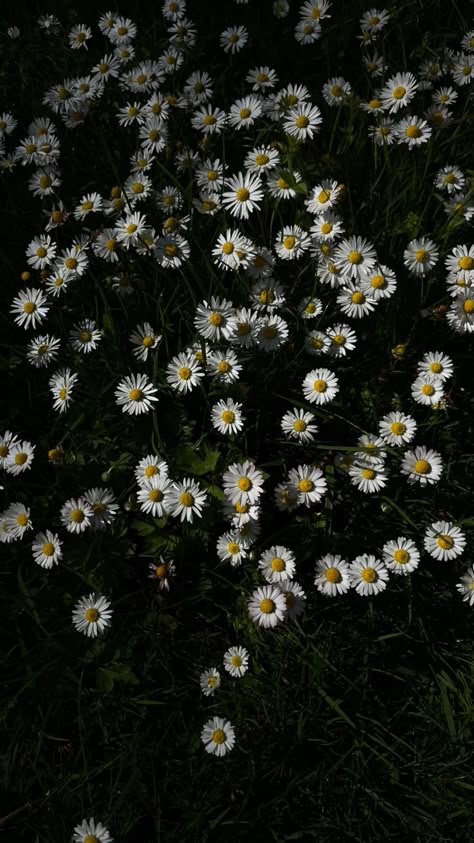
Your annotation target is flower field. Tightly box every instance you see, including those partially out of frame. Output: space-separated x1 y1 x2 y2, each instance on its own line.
1 1 473 840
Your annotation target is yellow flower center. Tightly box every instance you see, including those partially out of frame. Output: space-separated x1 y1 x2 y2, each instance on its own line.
348 250 362 264
178 366 191 380
16 513 28 526
79 330 92 343
305 302 316 313
238 323 250 334
371 274 385 288
58 387 67 400
393 549 409 564
351 291 365 304
211 728 225 744
283 235 296 250
259 598 275 614
81 200 94 211
217 360 230 372
332 334 346 346
237 477 252 491
421 384 435 395
84 610 98 624
463 299 474 313
325 567 342 583
142 335 154 348
128 388 142 401
41 542 55 556
368 14 380 24
23 302 36 314
65 257 77 269
303 24 314 34
154 564 167 578
148 489 163 502
436 535 453 550
463 66 472 76
70 508 84 523
39 175 51 189
405 125 421 139
179 492 193 506
15 452 28 465
295 115 309 128
230 654 242 667
277 177 289 189
392 85 406 99
221 410 235 424
313 379 327 393
239 108 251 119
36 246 47 258
227 542 240 555
459 256 474 271
25 143 37 154
262 325 277 339
203 114 216 125
318 190 330 203
164 244 177 257
221 241 234 255
298 478 314 492
415 249 427 262
368 98 381 109
330 84 343 97
255 153 269 165
361 468 375 480
271 557 285 572
390 422 406 435
321 222 333 234
414 459 430 474
379 126 390 137
361 567 377 582
236 188 250 202
293 419 307 432
145 465 158 477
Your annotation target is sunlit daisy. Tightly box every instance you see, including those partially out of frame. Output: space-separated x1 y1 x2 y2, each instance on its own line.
222 460 264 506
288 464 327 506
350 555 389 596
423 521 466 561
166 352 204 394
259 546 296 583
383 537 420 574
11 287 49 330
380 71 418 113
49 367 78 413
115 373 159 415
26 334 61 368
211 399 245 435
129 323 161 361
283 102 322 140
281 408 318 443
360 264 397 300
220 24 248 54
417 351 453 381
400 447 443 486
396 115 432 149
274 225 311 261
326 323 357 357
134 454 169 486
69 319 103 354
403 237 439 275
348 458 388 493
4 440 35 476
302 367 339 405
223 646 249 677
411 373 444 406
72 594 113 638
456 566 474 607
206 349 242 383
248 584 287 628
32 530 63 569
216 531 248 566
201 716 235 756
168 478 208 523
379 411 417 445
60 497 94 534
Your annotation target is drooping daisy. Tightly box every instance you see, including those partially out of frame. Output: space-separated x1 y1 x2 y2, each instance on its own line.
396 115 432 149
49 367 78 413
11 287 49 330
456 566 474 607
72 594 113 638
194 297 235 341
4 440 35 475
166 352 204 394
281 408 318 443
211 399 245 435
348 458 388 493
167 478 207 523
248 584 287 628
380 71 418 113
350 555 389 596
314 554 351 596
115 373 159 415
129 323 161 361
222 460 264 506
274 225 311 261
302 367 339 405
60 497 94 534
400 446 443 486
200 668 221 697
69 319 103 354
201 716 235 757
288 464 327 506
379 411 417 445
403 237 439 275
223 646 249 677
383 537 420 574
84 487 119 530
148 556 175 591
32 530 63 569
417 351 453 381
411 373 444 406
283 102 322 140
423 521 466 561
216 531 248 566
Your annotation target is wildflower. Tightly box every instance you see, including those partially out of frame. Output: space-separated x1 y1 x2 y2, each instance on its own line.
0 431 20 469
166 352 204 394
129 323 161 361
322 77 352 106
334 236 377 280
396 115 432 149
222 460 264 506
227 308 262 348
223 646 249 677
69 319 103 354
49 367 78 413
194 297 235 342
216 531 248 566
206 349 242 383
456 566 474 606
137 476 172 517
228 95 263 129
68 24 92 49
446 291 474 333
248 585 287 628
280 581 307 619
32 530 63 568
274 225 311 260
211 399 245 435
200 668 221 697
350 555 389 596
212 228 256 271
4 503 32 540
326 323 358 357
302 367 339 404
11 287 49 330
258 546 296 583
360 265 397 300
84 488 119 530
281 408 318 443
201 717 235 756
434 165 466 195
383 537 420 574
72 595 113 638
220 25 248 54
299 296 324 320
403 237 439 275
314 554 351 596
167 478 208 523
348 458 388 493
60 497 94 534
135 455 169 486
26 334 61 368
411 373 444 406
115 212 148 249
288 464 327 506
148 557 175 591
380 71 418 113
255 315 289 351
423 521 466 561
379 411 417 445
115 373 159 415
445 245 474 281
5 440 35 475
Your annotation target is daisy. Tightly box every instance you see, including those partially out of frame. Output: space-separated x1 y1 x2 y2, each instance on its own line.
223 646 249 677
359 94 385 114
255 315 289 351
403 237 439 275
60 497 94 534
124 174 153 204
281 408 318 443
432 85 458 107
280 581 307 620
11 287 49 330
212 228 256 271
246 65 278 91
206 350 242 383
411 373 444 406
129 323 161 361
109 16 137 44
195 158 227 190
201 716 235 757
72 594 113 638
348 458 388 493
115 373 159 415
194 297 235 341
115 212 148 249
167 478 207 523
191 104 227 135
223 498 261 528
183 70 213 104
314 554 351 596
228 95 263 129
326 323 357 357
250 279 286 311
49 367 78 413
350 555 389 596
244 146 280 176
258 546 296 583
447 291 474 333
84 488 119 530
248 585 287 628
360 265 397 300
360 8 390 32
273 481 301 512
134 455 169 486
162 0 187 21
211 399 245 435
266 170 304 200
334 236 377 280
4 503 32 540
26 334 61 368
451 52 474 86
74 192 103 221
368 118 397 146
288 464 327 506
380 71 418 113
383 537 420 574
379 411 417 445
148 557 175 591
302 367 339 405
220 24 248 54
274 225 311 261
166 352 204 394
0 431 19 469
283 102 322 140
305 331 331 356
32 530 62 569
445 245 474 280
354 434 387 464
298 296 324 320
200 668 221 697
28 168 61 198
221 172 264 221
236 519 261 548
418 351 454 381
56 247 90 278
310 211 345 243
305 180 342 215
400 447 443 486
69 319 103 354
337 282 377 319
137 475 171 517
227 308 261 348
154 234 190 269
294 19 322 44
456 566 474 607
222 460 265 506
434 165 466 195
423 521 466 561
322 77 352 106
5 440 35 475
216 531 248 566
396 115 432 149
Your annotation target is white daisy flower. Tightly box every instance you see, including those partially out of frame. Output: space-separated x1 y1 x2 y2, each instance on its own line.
72 818 112 843
314 554 351 596
255 315 289 351
228 95 263 129
250 279 286 311
274 225 311 261
403 237 439 275
220 24 248 54
11 287 49 330
114 212 148 249
84 487 119 530
137 475 172 517
350 554 389 596
310 211 345 243
216 531 248 566
360 264 397 300
49 367 78 413
134 455 169 486
305 330 332 356
167 478 207 523
194 297 235 341
348 458 388 493
26 335 61 368
326 323 358 357
212 228 256 271
382 537 420 574
32 530 63 569
354 434 387 464
281 408 318 443
411 373 444 406
379 411 417 445
69 319 103 354
200 668 221 697
211 399 245 435
4 502 32 540
302 367 339 405
227 308 262 348
222 460 264 506
166 352 204 394
434 165 466 195
206 349 242 383
148 557 175 591
360 8 390 32
417 351 453 381
400 446 443 486
396 115 432 149
322 77 352 106
201 716 235 756
287 464 327 506
294 19 322 45
0 431 19 469
334 236 377 280
337 282 377 318
280 581 307 619
244 145 280 174
258 546 296 583
115 373 159 415
72 594 113 638
221 171 264 220
248 584 287 628
423 521 466 561
283 102 322 140
446 290 474 333
305 180 342 215
274 481 300 512
129 323 161 361
445 245 474 280
380 71 418 113
451 52 474 86
4 440 35 475
456 566 474 607
25 234 57 270
56 246 89 277
60 497 94 534
195 157 227 190
223 646 249 677
298 296 324 320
